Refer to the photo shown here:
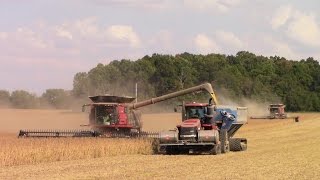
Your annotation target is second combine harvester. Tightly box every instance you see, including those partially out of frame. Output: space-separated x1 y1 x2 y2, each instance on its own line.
19 83 248 155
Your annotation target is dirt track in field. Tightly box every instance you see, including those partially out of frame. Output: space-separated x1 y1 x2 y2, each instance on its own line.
0 109 320 179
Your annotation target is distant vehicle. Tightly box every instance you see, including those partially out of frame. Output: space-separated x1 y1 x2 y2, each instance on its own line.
250 104 299 122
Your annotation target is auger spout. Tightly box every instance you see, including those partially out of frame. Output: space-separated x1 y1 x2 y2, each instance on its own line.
128 83 218 109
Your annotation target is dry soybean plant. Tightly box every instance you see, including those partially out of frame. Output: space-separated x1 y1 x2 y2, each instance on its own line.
0 134 153 166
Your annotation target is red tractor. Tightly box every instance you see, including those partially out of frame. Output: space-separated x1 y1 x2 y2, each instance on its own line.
156 100 248 155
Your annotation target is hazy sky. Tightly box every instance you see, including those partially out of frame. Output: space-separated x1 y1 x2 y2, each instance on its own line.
1 0 320 94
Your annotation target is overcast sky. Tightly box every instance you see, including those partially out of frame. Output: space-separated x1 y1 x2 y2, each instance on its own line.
1 0 320 94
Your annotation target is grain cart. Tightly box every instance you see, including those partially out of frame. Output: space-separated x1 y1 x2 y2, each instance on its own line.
18 83 219 138
155 98 248 155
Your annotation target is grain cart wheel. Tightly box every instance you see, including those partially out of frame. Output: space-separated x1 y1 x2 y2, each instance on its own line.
230 138 247 151
220 129 230 153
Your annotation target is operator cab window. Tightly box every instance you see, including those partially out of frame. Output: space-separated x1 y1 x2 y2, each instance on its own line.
186 106 206 119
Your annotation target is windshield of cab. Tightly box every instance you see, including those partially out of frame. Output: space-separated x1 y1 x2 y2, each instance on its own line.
185 106 206 119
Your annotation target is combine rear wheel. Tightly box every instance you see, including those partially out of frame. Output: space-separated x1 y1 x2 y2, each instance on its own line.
229 138 247 151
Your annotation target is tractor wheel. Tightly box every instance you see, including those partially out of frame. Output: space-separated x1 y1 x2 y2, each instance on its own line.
211 144 221 155
166 147 179 155
151 138 160 154
230 138 247 151
220 130 229 154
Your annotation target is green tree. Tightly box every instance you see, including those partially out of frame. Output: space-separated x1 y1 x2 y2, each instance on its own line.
71 51 320 112
42 89 70 109
73 72 89 97
10 90 38 109
0 90 10 107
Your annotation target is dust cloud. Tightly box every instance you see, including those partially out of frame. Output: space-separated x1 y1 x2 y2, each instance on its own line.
0 109 88 133
218 95 270 117
0 101 11 109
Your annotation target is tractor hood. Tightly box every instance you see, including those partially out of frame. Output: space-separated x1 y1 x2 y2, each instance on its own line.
178 119 201 128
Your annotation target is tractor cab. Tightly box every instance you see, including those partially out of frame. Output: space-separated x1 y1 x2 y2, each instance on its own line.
181 102 217 130
185 103 207 121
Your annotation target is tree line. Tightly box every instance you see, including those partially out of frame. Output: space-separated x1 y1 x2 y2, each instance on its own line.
1 51 319 111
73 51 320 112
0 89 72 109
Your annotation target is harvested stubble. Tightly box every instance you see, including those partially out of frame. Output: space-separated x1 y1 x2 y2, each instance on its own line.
0 134 153 166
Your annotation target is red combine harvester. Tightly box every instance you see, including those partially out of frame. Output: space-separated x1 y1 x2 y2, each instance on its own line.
250 104 299 122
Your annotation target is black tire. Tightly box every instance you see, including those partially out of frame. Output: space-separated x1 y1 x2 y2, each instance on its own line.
166 147 178 155
211 144 221 155
220 129 229 153
230 138 247 151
